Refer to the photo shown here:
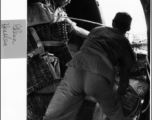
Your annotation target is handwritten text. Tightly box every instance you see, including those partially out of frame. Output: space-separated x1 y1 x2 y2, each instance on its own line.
1 23 22 46
13 24 22 44
1 23 12 46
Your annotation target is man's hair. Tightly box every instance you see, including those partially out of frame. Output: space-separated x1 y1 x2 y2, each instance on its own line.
112 12 132 32
28 0 48 4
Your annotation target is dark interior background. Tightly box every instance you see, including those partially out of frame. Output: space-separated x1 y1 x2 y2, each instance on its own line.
66 0 103 50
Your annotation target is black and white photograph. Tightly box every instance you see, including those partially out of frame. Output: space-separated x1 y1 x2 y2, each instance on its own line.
1 0 150 120
27 0 150 120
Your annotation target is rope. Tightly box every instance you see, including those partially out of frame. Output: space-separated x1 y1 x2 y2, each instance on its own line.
69 17 105 26
54 16 105 26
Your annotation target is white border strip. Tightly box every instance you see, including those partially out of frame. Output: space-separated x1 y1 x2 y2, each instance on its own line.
1 0 27 120
1 0 27 20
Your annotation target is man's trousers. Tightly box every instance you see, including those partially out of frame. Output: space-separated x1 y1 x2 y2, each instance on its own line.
43 67 125 120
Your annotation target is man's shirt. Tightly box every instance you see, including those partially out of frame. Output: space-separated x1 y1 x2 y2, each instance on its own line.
67 26 135 84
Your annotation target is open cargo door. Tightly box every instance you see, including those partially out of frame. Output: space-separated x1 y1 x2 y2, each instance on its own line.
139 1 150 120
140 0 150 62
66 0 150 120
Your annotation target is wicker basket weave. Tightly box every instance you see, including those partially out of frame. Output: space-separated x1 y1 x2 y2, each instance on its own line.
27 56 57 94
27 27 61 95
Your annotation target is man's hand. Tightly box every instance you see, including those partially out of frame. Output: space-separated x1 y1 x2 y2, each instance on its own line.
53 8 67 22
117 84 129 95
117 66 130 95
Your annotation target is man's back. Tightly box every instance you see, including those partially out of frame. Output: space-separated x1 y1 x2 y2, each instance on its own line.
81 26 134 65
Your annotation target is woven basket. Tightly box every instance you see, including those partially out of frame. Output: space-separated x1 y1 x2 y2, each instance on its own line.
27 28 61 95
27 93 54 120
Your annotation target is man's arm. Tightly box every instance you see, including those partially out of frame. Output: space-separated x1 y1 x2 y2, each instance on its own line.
65 18 90 38
72 25 90 38
117 47 135 95
54 8 90 38
117 66 130 95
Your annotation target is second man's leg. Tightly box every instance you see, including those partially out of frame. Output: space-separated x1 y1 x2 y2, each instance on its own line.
43 67 86 120
84 72 125 120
